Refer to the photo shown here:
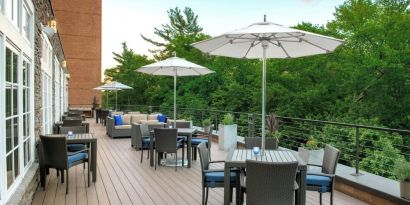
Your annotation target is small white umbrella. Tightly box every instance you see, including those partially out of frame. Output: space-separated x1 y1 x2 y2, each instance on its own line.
93 85 122 109
94 81 132 111
192 17 344 154
137 56 214 127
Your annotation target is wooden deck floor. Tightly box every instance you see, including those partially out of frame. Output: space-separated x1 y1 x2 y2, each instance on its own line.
32 119 368 205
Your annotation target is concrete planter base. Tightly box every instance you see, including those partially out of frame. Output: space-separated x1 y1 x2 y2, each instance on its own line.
218 124 237 151
400 181 410 200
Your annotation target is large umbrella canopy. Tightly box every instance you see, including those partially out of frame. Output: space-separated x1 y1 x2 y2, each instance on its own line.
137 56 214 126
94 81 132 110
192 18 344 153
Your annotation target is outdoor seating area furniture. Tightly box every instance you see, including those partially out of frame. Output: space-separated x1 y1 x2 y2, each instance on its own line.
224 149 307 205
100 109 110 125
191 126 213 160
306 144 341 205
53 121 90 134
39 135 90 194
198 142 240 205
244 137 278 149
107 112 168 138
63 119 82 126
153 128 185 171
131 124 152 163
240 160 299 205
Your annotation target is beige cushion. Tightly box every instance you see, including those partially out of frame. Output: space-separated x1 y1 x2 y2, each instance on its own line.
128 111 140 114
148 114 158 120
122 114 132 125
111 111 124 115
140 120 160 125
114 125 132 129
131 114 148 124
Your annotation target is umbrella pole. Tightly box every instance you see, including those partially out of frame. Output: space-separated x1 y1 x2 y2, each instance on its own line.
174 70 177 128
116 90 118 111
106 91 108 109
261 44 267 155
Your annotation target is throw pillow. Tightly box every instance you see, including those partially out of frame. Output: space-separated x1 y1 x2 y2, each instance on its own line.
114 115 123 125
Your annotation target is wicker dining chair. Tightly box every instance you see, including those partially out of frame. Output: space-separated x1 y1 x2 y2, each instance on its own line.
306 144 341 205
244 137 278 149
131 124 151 163
154 128 184 171
59 126 88 153
63 119 82 126
39 135 89 194
198 142 240 205
191 126 213 160
243 160 298 205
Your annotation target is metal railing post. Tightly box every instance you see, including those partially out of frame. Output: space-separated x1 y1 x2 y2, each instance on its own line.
352 126 363 176
248 113 254 138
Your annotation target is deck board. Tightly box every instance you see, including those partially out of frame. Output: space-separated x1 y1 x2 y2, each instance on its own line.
32 118 368 205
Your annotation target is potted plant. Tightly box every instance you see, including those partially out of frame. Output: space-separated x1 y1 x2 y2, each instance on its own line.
218 113 237 151
266 113 281 148
298 136 323 165
202 118 212 133
394 159 410 199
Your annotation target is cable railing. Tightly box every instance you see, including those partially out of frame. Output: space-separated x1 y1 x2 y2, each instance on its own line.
104 103 410 179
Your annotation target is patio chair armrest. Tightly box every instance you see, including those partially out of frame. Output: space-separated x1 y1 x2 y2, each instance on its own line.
209 160 225 164
307 163 322 167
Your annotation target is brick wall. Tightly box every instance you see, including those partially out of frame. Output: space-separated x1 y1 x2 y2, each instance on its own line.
51 0 102 108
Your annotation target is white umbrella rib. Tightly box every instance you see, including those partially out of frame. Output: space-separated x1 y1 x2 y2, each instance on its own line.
287 33 331 53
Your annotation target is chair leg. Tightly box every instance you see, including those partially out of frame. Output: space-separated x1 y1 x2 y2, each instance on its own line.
61 170 64 183
175 152 178 171
88 162 90 187
330 191 333 205
320 192 322 205
205 187 209 205
141 147 143 163
230 187 233 202
202 186 205 205
182 145 185 167
155 152 157 170
66 170 69 194
147 148 149 159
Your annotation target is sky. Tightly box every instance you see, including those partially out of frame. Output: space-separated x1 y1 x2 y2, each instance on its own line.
102 0 345 77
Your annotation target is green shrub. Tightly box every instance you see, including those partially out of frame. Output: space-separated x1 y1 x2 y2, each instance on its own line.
222 113 234 125
202 118 212 127
394 159 410 182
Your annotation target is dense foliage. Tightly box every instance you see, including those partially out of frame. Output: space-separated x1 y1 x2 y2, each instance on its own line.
103 0 409 178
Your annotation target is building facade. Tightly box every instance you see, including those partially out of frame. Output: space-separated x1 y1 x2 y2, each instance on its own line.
51 0 102 109
0 0 69 204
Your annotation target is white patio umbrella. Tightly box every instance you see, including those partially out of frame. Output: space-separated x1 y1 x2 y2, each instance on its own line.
137 56 214 127
94 81 132 111
192 17 344 154
93 85 122 109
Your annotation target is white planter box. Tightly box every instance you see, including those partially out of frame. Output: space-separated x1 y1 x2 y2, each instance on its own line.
298 147 324 166
218 124 237 151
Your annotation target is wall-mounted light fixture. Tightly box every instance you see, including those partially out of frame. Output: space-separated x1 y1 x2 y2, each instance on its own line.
61 60 67 68
42 18 58 37
66 73 70 79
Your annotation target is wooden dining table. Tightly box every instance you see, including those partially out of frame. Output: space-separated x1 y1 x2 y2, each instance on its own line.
224 149 307 205
38 133 98 187
149 128 197 168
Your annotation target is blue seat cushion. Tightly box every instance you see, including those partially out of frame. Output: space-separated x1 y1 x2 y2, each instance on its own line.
114 115 123 125
205 171 237 188
68 152 88 167
191 138 208 145
307 174 332 193
142 138 151 145
67 144 86 152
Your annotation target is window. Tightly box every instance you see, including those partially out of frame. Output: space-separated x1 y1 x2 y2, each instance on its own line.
5 47 19 189
41 34 53 134
5 0 20 27
22 60 30 167
22 6 32 42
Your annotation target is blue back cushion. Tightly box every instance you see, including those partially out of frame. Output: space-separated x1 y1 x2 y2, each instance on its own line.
114 115 123 125
157 115 167 123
